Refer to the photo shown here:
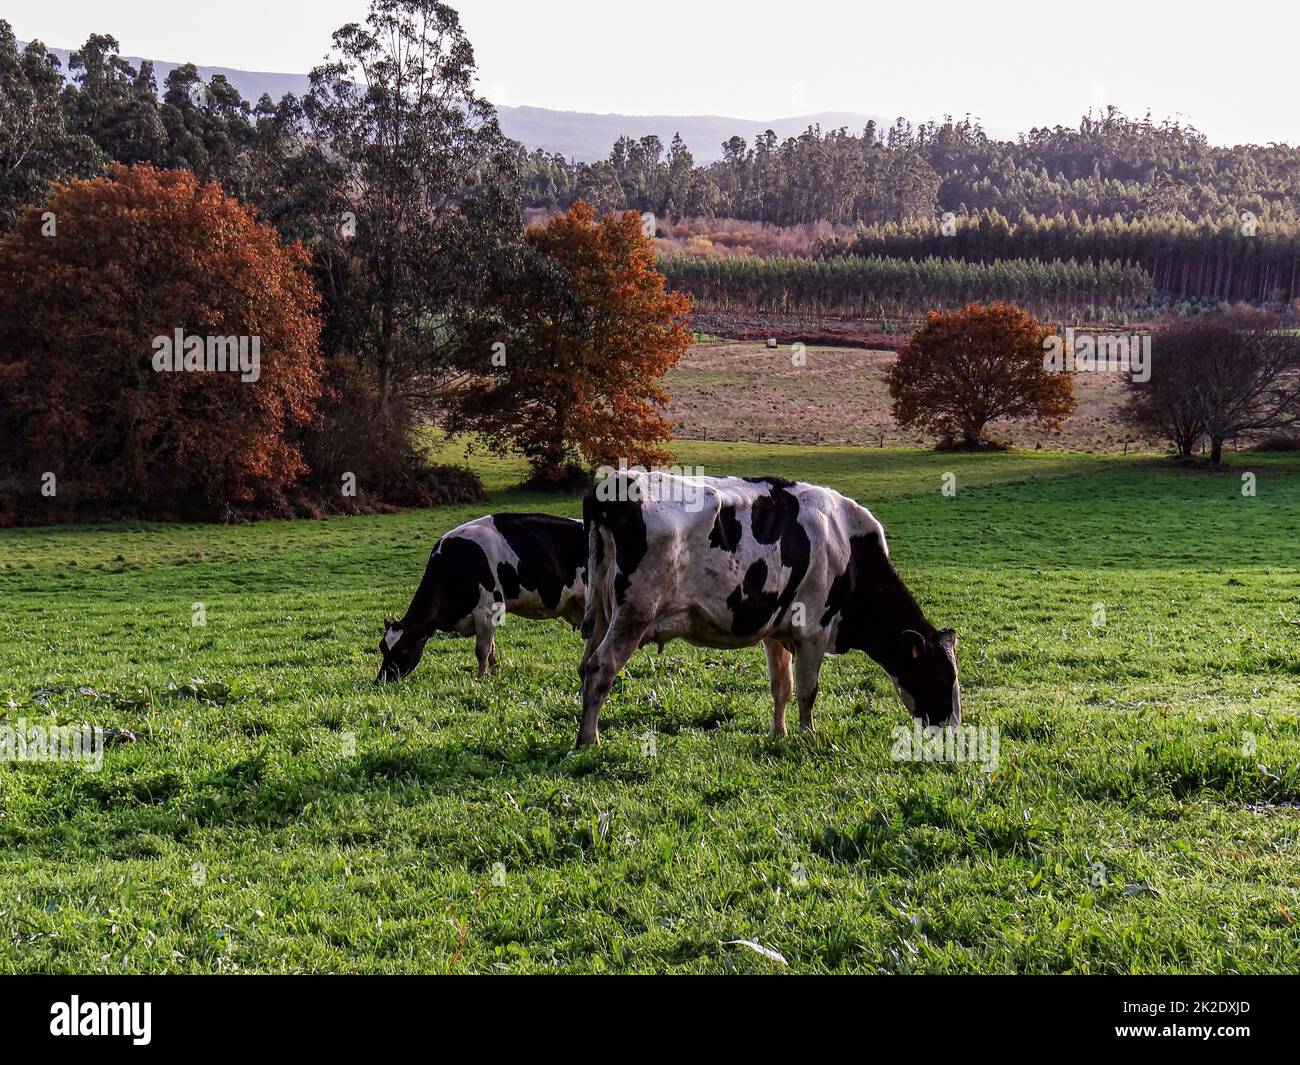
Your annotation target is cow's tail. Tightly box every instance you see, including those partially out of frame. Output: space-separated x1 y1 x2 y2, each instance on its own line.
580 490 616 649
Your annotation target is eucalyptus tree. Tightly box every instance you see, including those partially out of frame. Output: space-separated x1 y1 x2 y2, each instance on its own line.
302 0 522 416
0 22 101 229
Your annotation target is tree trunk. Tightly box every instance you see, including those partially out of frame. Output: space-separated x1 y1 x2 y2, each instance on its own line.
1209 436 1224 465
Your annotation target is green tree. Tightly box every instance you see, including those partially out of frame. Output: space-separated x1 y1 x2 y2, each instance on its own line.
302 0 522 416
0 23 100 229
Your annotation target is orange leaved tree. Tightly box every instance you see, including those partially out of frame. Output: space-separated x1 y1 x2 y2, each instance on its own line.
887 301 1076 446
0 165 323 522
444 201 692 483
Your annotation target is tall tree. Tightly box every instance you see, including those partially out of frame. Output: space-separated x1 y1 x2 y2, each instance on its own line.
302 0 522 417
60 34 167 167
0 22 100 229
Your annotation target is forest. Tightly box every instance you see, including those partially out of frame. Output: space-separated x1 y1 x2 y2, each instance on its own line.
519 115 1300 305
6 20 1300 318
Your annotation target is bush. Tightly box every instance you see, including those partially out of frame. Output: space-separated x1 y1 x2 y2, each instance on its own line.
1249 433 1300 452
297 358 484 512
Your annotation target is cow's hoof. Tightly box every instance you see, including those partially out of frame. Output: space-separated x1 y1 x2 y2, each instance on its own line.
769 724 788 738
575 731 600 748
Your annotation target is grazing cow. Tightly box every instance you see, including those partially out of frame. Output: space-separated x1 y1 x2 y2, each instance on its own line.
377 513 586 682
577 471 960 747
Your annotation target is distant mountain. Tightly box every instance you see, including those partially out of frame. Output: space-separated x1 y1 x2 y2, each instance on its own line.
28 44 880 164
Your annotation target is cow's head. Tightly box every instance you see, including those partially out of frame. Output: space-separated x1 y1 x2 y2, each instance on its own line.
891 628 961 728
376 618 428 683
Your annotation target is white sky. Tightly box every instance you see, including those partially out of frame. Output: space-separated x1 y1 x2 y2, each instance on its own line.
10 0 1298 146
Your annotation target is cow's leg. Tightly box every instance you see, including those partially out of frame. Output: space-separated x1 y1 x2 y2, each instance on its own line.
577 619 645 748
473 610 497 678
793 645 826 732
764 638 793 737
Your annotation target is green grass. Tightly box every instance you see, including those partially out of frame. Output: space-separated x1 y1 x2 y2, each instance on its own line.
2 443 1298 973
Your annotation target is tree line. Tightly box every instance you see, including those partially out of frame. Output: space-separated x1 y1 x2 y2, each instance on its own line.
517 112 1300 305
519 111 1300 231
661 254 1151 322
817 210 1300 306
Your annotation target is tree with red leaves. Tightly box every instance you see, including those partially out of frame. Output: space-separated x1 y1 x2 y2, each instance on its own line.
0 164 324 522
444 201 692 483
888 301 1076 446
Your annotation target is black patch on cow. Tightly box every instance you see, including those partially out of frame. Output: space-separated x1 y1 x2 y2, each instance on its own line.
737 480 811 629
404 535 496 632
708 505 742 552
496 561 521 600
725 559 781 638
585 491 648 606
743 475 796 490
490 512 585 610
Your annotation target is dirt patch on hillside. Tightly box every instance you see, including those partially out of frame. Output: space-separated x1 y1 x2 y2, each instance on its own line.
664 340 1166 451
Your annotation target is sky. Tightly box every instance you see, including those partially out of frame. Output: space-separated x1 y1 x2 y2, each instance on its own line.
10 0 1297 145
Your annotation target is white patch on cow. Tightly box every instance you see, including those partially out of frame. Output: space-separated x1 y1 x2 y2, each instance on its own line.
384 626 403 649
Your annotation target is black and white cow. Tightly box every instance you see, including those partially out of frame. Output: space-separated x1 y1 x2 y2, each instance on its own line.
577 472 960 747
377 513 586 682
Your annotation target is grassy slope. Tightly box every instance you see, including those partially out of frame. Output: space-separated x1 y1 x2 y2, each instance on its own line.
1 443 1298 973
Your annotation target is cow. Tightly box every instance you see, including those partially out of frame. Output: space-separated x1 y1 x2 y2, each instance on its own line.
576 471 961 747
377 513 586 682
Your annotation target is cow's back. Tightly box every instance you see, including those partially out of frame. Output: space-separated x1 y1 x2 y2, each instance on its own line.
587 472 884 650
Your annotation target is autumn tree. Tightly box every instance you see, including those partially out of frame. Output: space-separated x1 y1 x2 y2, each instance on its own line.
887 302 1076 446
0 165 323 522
443 201 692 482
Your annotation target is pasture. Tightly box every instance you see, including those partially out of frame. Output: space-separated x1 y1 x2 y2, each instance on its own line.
1 442 1298 973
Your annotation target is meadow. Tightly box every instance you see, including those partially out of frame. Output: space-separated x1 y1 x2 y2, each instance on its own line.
1 441 1298 973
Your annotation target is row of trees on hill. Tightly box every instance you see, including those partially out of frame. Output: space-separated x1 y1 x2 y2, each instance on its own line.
660 254 1151 321
0 25 292 228
520 129 941 227
817 210 1300 306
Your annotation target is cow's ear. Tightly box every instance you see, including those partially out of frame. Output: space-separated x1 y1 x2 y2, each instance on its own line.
901 629 926 659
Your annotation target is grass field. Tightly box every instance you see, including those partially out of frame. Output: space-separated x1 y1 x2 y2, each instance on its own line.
2 442 1298 973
